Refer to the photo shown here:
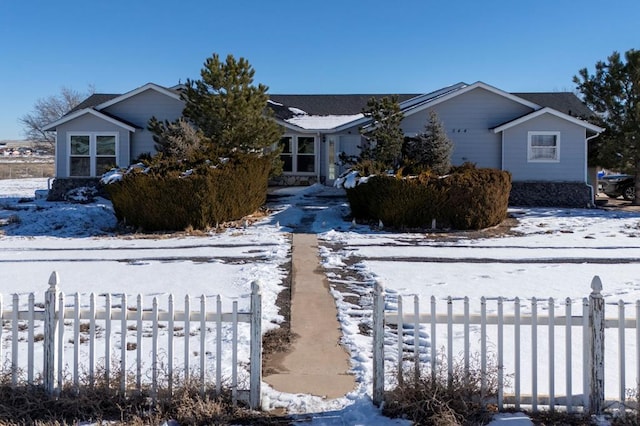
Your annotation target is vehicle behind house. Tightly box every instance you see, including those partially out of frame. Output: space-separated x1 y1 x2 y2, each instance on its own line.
600 174 635 200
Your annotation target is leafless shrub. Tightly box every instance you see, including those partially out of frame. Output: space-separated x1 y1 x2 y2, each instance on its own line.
384 350 608 425
382 351 502 425
0 362 278 425
609 386 640 425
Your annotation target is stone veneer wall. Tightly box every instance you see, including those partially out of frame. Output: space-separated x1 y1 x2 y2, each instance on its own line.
47 178 109 202
509 181 594 208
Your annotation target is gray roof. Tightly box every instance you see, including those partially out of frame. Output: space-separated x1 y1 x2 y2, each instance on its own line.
513 92 594 118
68 93 121 114
268 94 421 119
69 92 422 122
269 91 593 121
66 89 594 126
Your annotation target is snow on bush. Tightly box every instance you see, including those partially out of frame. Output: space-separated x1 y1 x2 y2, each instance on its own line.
100 163 148 185
334 170 371 189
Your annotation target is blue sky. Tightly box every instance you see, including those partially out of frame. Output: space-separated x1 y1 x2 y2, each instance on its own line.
0 0 638 140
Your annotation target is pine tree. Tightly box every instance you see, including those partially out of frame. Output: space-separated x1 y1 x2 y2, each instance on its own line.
574 49 640 204
360 95 405 170
181 53 282 157
403 110 453 175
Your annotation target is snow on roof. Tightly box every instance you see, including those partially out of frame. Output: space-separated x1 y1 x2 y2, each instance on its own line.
288 107 306 115
284 113 364 130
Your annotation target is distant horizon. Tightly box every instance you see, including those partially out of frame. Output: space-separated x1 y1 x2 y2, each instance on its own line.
1 0 638 140
0 139 35 143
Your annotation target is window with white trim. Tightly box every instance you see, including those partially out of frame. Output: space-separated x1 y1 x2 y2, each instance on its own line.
528 131 559 162
279 135 316 174
69 133 118 176
69 135 90 176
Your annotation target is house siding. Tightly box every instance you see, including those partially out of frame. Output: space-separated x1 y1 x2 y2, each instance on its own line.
48 81 599 210
272 129 364 185
401 87 534 169
101 89 184 159
338 133 362 173
502 113 587 182
55 115 130 177
270 132 320 186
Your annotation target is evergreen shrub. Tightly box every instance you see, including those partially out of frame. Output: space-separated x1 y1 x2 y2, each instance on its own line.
345 165 511 230
107 154 271 231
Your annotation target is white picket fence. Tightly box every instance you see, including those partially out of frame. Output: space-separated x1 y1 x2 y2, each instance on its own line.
372 276 639 415
0 271 263 409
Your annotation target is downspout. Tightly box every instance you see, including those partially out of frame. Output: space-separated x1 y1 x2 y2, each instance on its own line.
52 131 58 187
317 132 321 185
500 131 505 171
585 132 601 207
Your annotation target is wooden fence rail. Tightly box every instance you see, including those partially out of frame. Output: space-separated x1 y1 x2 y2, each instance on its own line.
372 275 637 416
0 271 262 409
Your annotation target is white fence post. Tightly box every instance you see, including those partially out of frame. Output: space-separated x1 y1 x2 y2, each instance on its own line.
1 272 257 405
366 276 635 413
372 281 385 407
249 281 262 410
589 276 605 415
0 292 3 371
582 295 590 411
44 271 60 395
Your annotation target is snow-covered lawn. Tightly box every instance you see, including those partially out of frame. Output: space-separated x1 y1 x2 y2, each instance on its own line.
2 178 640 424
320 210 640 410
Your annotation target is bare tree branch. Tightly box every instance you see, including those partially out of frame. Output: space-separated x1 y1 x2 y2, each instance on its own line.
19 85 94 152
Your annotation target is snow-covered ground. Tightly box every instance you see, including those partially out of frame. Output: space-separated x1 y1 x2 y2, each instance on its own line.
2 178 640 425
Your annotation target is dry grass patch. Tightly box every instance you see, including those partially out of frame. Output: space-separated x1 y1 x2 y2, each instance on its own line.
383 353 502 425
0 369 285 425
0 161 54 180
381 351 640 425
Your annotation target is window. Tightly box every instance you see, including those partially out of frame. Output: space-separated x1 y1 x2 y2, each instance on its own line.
528 131 559 162
280 136 293 172
296 136 315 172
68 133 118 176
279 135 316 174
70 135 90 176
96 135 117 174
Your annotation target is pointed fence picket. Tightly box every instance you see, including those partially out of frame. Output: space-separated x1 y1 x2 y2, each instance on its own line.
372 276 639 416
0 271 263 409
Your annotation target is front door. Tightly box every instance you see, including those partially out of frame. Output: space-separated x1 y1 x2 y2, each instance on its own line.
325 135 339 185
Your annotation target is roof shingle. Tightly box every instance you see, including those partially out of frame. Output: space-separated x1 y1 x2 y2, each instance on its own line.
67 93 121 114
66 89 595 127
268 94 421 117
513 92 594 118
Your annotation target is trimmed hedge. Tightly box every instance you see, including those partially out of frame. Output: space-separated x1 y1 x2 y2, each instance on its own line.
106 155 271 231
346 166 511 230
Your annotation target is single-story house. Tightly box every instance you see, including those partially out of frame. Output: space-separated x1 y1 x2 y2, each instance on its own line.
43 81 604 207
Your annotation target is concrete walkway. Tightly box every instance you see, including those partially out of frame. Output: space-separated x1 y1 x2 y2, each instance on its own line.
263 233 355 398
